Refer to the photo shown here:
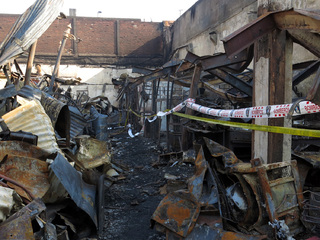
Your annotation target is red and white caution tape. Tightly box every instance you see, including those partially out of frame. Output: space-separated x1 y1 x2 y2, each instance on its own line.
158 98 320 119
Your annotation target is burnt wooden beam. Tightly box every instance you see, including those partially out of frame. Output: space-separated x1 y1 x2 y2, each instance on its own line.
181 65 202 151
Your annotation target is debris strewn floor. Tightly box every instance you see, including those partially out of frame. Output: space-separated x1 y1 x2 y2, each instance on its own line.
100 133 194 239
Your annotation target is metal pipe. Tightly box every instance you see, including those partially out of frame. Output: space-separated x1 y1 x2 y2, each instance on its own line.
0 173 35 200
49 24 72 92
25 40 37 86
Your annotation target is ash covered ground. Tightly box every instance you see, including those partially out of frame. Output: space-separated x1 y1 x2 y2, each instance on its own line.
99 133 194 240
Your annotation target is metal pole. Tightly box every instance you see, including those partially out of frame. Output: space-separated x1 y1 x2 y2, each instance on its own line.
49 24 72 92
25 40 38 86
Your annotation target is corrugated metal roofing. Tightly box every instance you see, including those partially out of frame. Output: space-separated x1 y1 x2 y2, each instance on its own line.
69 106 88 139
0 0 64 66
2 100 60 154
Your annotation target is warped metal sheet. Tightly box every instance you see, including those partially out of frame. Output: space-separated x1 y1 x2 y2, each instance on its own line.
19 85 71 143
18 85 42 101
51 153 97 226
151 190 200 237
69 106 87 139
40 93 70 143
2 100 60 153
166 223 267 240
0 140 52 161
0 0 64 66
0 198 46 239
0 155 50 201
188 147 207 201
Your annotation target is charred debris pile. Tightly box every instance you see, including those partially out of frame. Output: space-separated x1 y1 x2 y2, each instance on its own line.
0 0 320 239
0 72 118 239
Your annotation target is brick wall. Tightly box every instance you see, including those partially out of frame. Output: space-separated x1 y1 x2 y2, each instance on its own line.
0 14 164 66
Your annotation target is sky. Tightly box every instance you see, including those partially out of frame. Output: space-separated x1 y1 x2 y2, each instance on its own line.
0 0 198 22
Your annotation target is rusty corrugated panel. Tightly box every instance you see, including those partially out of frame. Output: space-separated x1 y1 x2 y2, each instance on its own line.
0 141 52 160
2 100 60 153
0 198 45 239
0 0 64 66
0 155 49 201
19 85 71 143
51 153 97 226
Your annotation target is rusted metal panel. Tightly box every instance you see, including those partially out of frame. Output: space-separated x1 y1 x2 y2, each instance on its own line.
51 153 97 226
293 150 320 168
204 137 240 167
0 198 46 239
0 0 64 66
151 190 200 237
256 161 303 236
0 155 50 201
2 100 60 153
75 135 111 169
188 147 207 201
203 139 303 236
0 141 51 160
0 215 34 239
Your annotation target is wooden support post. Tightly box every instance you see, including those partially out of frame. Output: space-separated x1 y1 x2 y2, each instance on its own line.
253 34 270 163
181 64 202 151
268 29 292 163
25 40 37 86
253 0 293 163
